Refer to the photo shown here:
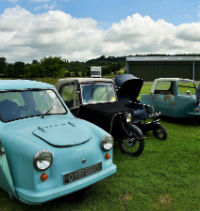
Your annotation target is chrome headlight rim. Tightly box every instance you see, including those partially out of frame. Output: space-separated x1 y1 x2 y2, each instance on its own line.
125 112 132 123
33 150 53 171
101 134 114 151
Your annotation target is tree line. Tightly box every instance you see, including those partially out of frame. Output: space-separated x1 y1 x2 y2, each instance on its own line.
0 56 125 78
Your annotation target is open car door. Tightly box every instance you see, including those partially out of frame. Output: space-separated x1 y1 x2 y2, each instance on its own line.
0 142 17 198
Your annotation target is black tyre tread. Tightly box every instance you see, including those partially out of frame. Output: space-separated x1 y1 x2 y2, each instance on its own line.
118 138 144 157
118 124 145 157
153 124 167 140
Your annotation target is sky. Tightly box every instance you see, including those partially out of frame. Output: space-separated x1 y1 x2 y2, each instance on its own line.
0 0 200 62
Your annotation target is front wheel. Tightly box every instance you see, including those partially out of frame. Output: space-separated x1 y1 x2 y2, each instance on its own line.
118 125 145 157
153 124 167 140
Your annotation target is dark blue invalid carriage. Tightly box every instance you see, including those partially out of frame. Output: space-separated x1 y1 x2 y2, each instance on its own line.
114 74 167 140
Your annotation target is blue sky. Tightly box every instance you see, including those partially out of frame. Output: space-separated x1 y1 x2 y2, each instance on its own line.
0 0 199 26
0 0 200 62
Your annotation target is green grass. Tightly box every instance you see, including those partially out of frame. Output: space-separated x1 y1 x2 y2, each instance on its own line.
1 80 200 211
139 82 152 98
36 78 59 86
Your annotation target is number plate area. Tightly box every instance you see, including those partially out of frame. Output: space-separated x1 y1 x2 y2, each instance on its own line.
63 162 102 184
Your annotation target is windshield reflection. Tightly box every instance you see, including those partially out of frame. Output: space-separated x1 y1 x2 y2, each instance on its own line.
0 89 67 122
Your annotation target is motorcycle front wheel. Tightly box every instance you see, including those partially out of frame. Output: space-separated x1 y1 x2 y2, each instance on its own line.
118 124 145 157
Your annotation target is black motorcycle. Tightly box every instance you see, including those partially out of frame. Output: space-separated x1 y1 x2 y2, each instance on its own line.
114 74 167 140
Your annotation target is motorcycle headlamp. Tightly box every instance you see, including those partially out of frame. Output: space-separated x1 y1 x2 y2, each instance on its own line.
125 112 132 123
101 134 114 151
33 150 53 171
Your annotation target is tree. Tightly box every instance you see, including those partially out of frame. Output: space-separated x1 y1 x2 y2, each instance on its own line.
24 63 45 78
10 62 25 78
0 57 7 76
67 62 89 77
32 60 39 65
40 57 66 78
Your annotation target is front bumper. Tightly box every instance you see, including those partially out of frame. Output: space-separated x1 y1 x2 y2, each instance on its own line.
187 111 200 117
15 164 116 205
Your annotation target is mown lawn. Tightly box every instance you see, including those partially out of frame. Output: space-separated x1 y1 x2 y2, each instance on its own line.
1 80 200 211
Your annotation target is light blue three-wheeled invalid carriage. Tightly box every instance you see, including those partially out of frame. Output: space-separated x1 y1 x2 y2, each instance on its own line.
141 78 200 118
0 80 116 205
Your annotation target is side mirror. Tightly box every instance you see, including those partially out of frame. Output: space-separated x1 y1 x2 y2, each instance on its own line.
186 91 191 95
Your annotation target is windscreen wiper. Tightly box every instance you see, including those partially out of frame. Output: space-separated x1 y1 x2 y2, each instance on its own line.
41 106 53 118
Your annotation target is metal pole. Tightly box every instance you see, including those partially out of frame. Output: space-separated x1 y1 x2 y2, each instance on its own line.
192 61 195 80
125 59 129 74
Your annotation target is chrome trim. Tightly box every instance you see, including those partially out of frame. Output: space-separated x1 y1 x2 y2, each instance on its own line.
101 134 114 151
33 150 53 171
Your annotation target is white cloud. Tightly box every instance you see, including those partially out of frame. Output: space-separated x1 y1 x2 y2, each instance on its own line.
34 3 57 11
0 7 200 63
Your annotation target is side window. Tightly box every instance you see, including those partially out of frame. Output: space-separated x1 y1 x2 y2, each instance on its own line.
178 82 196 95
60 84 79 109
154 82 173 95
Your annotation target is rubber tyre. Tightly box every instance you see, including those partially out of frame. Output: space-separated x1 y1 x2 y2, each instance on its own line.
118 125 145 157
153 124 167 140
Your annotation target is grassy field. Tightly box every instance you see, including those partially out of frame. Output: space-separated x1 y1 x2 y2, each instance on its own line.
1 80 200 211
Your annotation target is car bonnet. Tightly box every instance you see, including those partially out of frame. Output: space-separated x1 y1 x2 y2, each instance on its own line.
32 119 91 147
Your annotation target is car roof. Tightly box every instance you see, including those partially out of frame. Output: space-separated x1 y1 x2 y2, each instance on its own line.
0 79 54 90
151 78 195 93
58 77 113 83
154 78 194 82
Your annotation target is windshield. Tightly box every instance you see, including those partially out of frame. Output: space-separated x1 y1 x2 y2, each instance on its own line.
0 89 67 122
80 83 117 104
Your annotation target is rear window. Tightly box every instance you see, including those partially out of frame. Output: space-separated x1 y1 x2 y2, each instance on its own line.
154 82 173 95
155 82 172 90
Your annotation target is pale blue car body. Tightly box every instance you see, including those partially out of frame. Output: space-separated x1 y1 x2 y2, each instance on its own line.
141 78 200 118
0 80 116 205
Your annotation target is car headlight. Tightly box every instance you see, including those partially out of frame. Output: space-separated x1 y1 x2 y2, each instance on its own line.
126 112 132 123
101 134 114 151
33 150 53 171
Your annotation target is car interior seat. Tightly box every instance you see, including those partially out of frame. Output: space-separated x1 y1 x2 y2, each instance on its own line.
0 100 21 121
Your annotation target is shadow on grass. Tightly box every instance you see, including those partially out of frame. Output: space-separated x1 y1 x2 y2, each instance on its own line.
0 187 91 211
161 116 200 126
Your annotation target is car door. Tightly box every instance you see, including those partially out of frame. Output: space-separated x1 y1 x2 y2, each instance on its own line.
152 81 176 116
59 82 80 115
175 80 197 117
0 142 17 197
